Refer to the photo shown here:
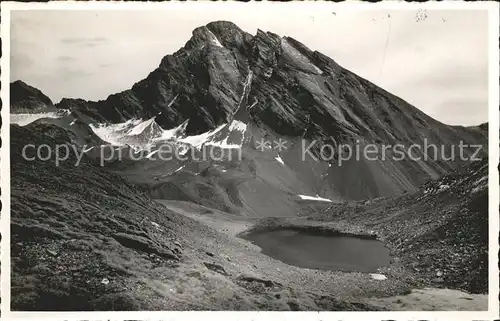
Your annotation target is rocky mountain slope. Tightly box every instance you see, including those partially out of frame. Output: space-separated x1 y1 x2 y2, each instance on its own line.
9 20 489 311
11 123 488 311
12 21 487 203
310 158 489 294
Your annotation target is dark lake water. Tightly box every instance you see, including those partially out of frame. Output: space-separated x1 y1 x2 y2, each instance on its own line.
242 228 391 272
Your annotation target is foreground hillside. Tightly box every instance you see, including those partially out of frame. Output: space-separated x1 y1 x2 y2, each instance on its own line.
11 123 386 311
310 158 488 294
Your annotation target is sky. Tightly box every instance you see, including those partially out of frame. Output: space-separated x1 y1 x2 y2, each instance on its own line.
10 5 489 126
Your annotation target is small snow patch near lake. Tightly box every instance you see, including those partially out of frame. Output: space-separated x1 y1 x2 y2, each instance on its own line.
438 184 450 191
179 124 226 148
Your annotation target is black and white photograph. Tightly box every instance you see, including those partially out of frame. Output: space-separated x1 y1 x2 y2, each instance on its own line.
1 1 499 318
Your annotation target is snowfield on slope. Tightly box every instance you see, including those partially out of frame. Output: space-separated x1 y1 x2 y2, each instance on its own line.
298 194 333 202
228 120 247 133
90 117 248 151
205 28 224 48
280 37 323 75
178 124 226 148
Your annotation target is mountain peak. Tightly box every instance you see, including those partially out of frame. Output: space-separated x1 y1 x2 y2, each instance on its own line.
11 80 53 112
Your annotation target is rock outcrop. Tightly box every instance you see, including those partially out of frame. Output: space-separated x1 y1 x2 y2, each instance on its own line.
10 80 54 112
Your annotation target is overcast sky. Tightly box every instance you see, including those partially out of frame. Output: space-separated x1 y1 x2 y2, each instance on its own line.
10 6 489 126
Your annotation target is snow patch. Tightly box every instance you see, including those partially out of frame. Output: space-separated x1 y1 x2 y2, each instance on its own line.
281 38 323 75
205 136 242 149
475 176 487 185
90 118 143 146
438 184 450 191
235 70 253 112
156 120 189 141
90 117 187 150
471 186 483 194
150 221 162 230
471 175 487 194
90 116 243 153
206 29 223 48
263 68 273 78
177 144 190 156
298 194 332 202
370 273 387 281
311 64 323 75
248 98 259 110
168 94 179 108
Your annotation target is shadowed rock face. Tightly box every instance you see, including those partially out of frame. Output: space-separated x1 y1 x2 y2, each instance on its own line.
47 21 485 142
